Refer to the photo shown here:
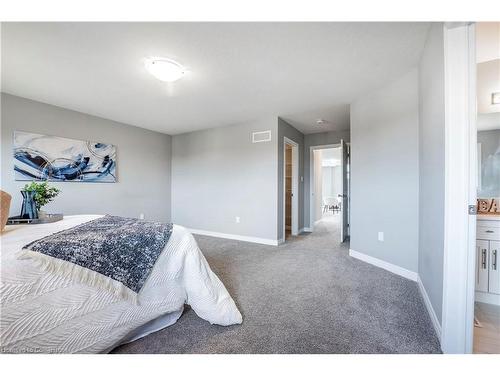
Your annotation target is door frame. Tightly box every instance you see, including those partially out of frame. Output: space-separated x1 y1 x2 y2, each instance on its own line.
283 137 299 240
340 139 349 243
441 22 477 354
309 143 340 230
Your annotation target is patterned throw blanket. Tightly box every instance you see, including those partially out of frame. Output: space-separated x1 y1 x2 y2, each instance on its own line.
19 215 173 302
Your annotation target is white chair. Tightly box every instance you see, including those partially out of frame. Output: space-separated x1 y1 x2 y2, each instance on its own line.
323 197 337 213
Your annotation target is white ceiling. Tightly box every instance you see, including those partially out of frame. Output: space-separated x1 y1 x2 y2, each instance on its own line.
1 22 430 135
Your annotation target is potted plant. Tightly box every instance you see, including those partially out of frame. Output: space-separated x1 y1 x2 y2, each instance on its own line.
22 182 60 218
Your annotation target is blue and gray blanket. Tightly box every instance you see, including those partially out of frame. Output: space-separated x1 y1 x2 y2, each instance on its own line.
20 215 173 301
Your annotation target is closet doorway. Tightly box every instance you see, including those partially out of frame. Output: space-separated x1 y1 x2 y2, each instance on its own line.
283 137 299 240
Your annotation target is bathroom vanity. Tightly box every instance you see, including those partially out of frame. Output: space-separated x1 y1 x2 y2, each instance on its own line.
476 215 500 305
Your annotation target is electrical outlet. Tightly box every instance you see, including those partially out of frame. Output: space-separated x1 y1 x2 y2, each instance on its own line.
378 232 384 242
139 213 145 220
235 216 240 224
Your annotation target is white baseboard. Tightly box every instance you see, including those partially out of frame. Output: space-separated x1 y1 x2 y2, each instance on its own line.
475 291 500 306
417 276 442 340
348 249 418 281
301 227 313 233
188 228 279 246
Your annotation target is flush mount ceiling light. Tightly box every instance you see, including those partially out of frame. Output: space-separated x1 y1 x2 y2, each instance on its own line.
316 119 327 125
144 57 186 82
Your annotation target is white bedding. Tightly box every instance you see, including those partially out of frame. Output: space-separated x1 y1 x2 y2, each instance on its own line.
0 215 242 353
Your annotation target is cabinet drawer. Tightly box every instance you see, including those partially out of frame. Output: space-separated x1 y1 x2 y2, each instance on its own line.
477 226 500 241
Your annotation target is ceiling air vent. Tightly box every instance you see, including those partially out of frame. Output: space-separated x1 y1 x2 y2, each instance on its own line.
252 130 272 143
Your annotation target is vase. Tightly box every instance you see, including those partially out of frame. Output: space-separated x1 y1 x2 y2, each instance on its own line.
20 191 38 219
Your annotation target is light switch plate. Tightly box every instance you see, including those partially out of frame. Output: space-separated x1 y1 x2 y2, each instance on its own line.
378 232 384 241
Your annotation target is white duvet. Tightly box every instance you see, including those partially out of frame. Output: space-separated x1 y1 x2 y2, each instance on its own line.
0 215 242 353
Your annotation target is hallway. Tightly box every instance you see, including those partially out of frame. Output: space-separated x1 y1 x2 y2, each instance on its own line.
298 211 343 246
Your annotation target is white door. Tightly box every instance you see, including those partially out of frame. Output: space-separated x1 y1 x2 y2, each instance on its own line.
489 241 500 295
476 240 489 292
339 139 349 242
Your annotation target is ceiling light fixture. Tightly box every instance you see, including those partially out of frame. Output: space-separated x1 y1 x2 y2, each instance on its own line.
316 119 327 125
144 57 186 82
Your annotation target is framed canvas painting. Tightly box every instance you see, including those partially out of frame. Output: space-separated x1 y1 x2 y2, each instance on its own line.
13 131 117 183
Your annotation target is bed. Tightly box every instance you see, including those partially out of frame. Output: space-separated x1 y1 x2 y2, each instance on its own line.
0 215 242 353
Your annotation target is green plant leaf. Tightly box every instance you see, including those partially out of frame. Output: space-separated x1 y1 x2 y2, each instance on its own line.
22 182 60 211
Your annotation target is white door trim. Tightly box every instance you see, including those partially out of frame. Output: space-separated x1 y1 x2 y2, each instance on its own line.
283 137 299 240
340 139 349 243
309 143 340 230
441 22 477 354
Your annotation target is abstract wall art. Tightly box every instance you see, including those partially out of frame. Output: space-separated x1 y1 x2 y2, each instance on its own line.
13 131 117 183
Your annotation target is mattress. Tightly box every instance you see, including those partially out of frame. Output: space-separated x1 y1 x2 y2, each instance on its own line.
0 215 242 353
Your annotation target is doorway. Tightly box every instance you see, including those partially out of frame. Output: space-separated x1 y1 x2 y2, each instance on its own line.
472 22 500 354
441 22 499 354
283 137 299 241
309 140 349 242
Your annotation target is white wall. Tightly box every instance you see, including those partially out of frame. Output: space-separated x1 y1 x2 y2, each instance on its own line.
350 69 420 272
313 150 323 222
418 23 446 324
322 167 334 201
477 59 500 114
322 165 341 203
0 93 172 222
476 22 500 63
171 117 278 242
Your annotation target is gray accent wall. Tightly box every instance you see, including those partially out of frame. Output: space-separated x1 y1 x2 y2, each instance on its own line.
277 118 305 238
418 23 445 323
171 117 278 241
350 69 419 272
303 129 350 228
0 93 172 222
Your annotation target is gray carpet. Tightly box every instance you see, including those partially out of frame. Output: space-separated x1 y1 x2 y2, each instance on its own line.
112 215 441 354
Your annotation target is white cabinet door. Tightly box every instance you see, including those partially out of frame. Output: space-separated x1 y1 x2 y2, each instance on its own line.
476 240 489 292
489 241 500 295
